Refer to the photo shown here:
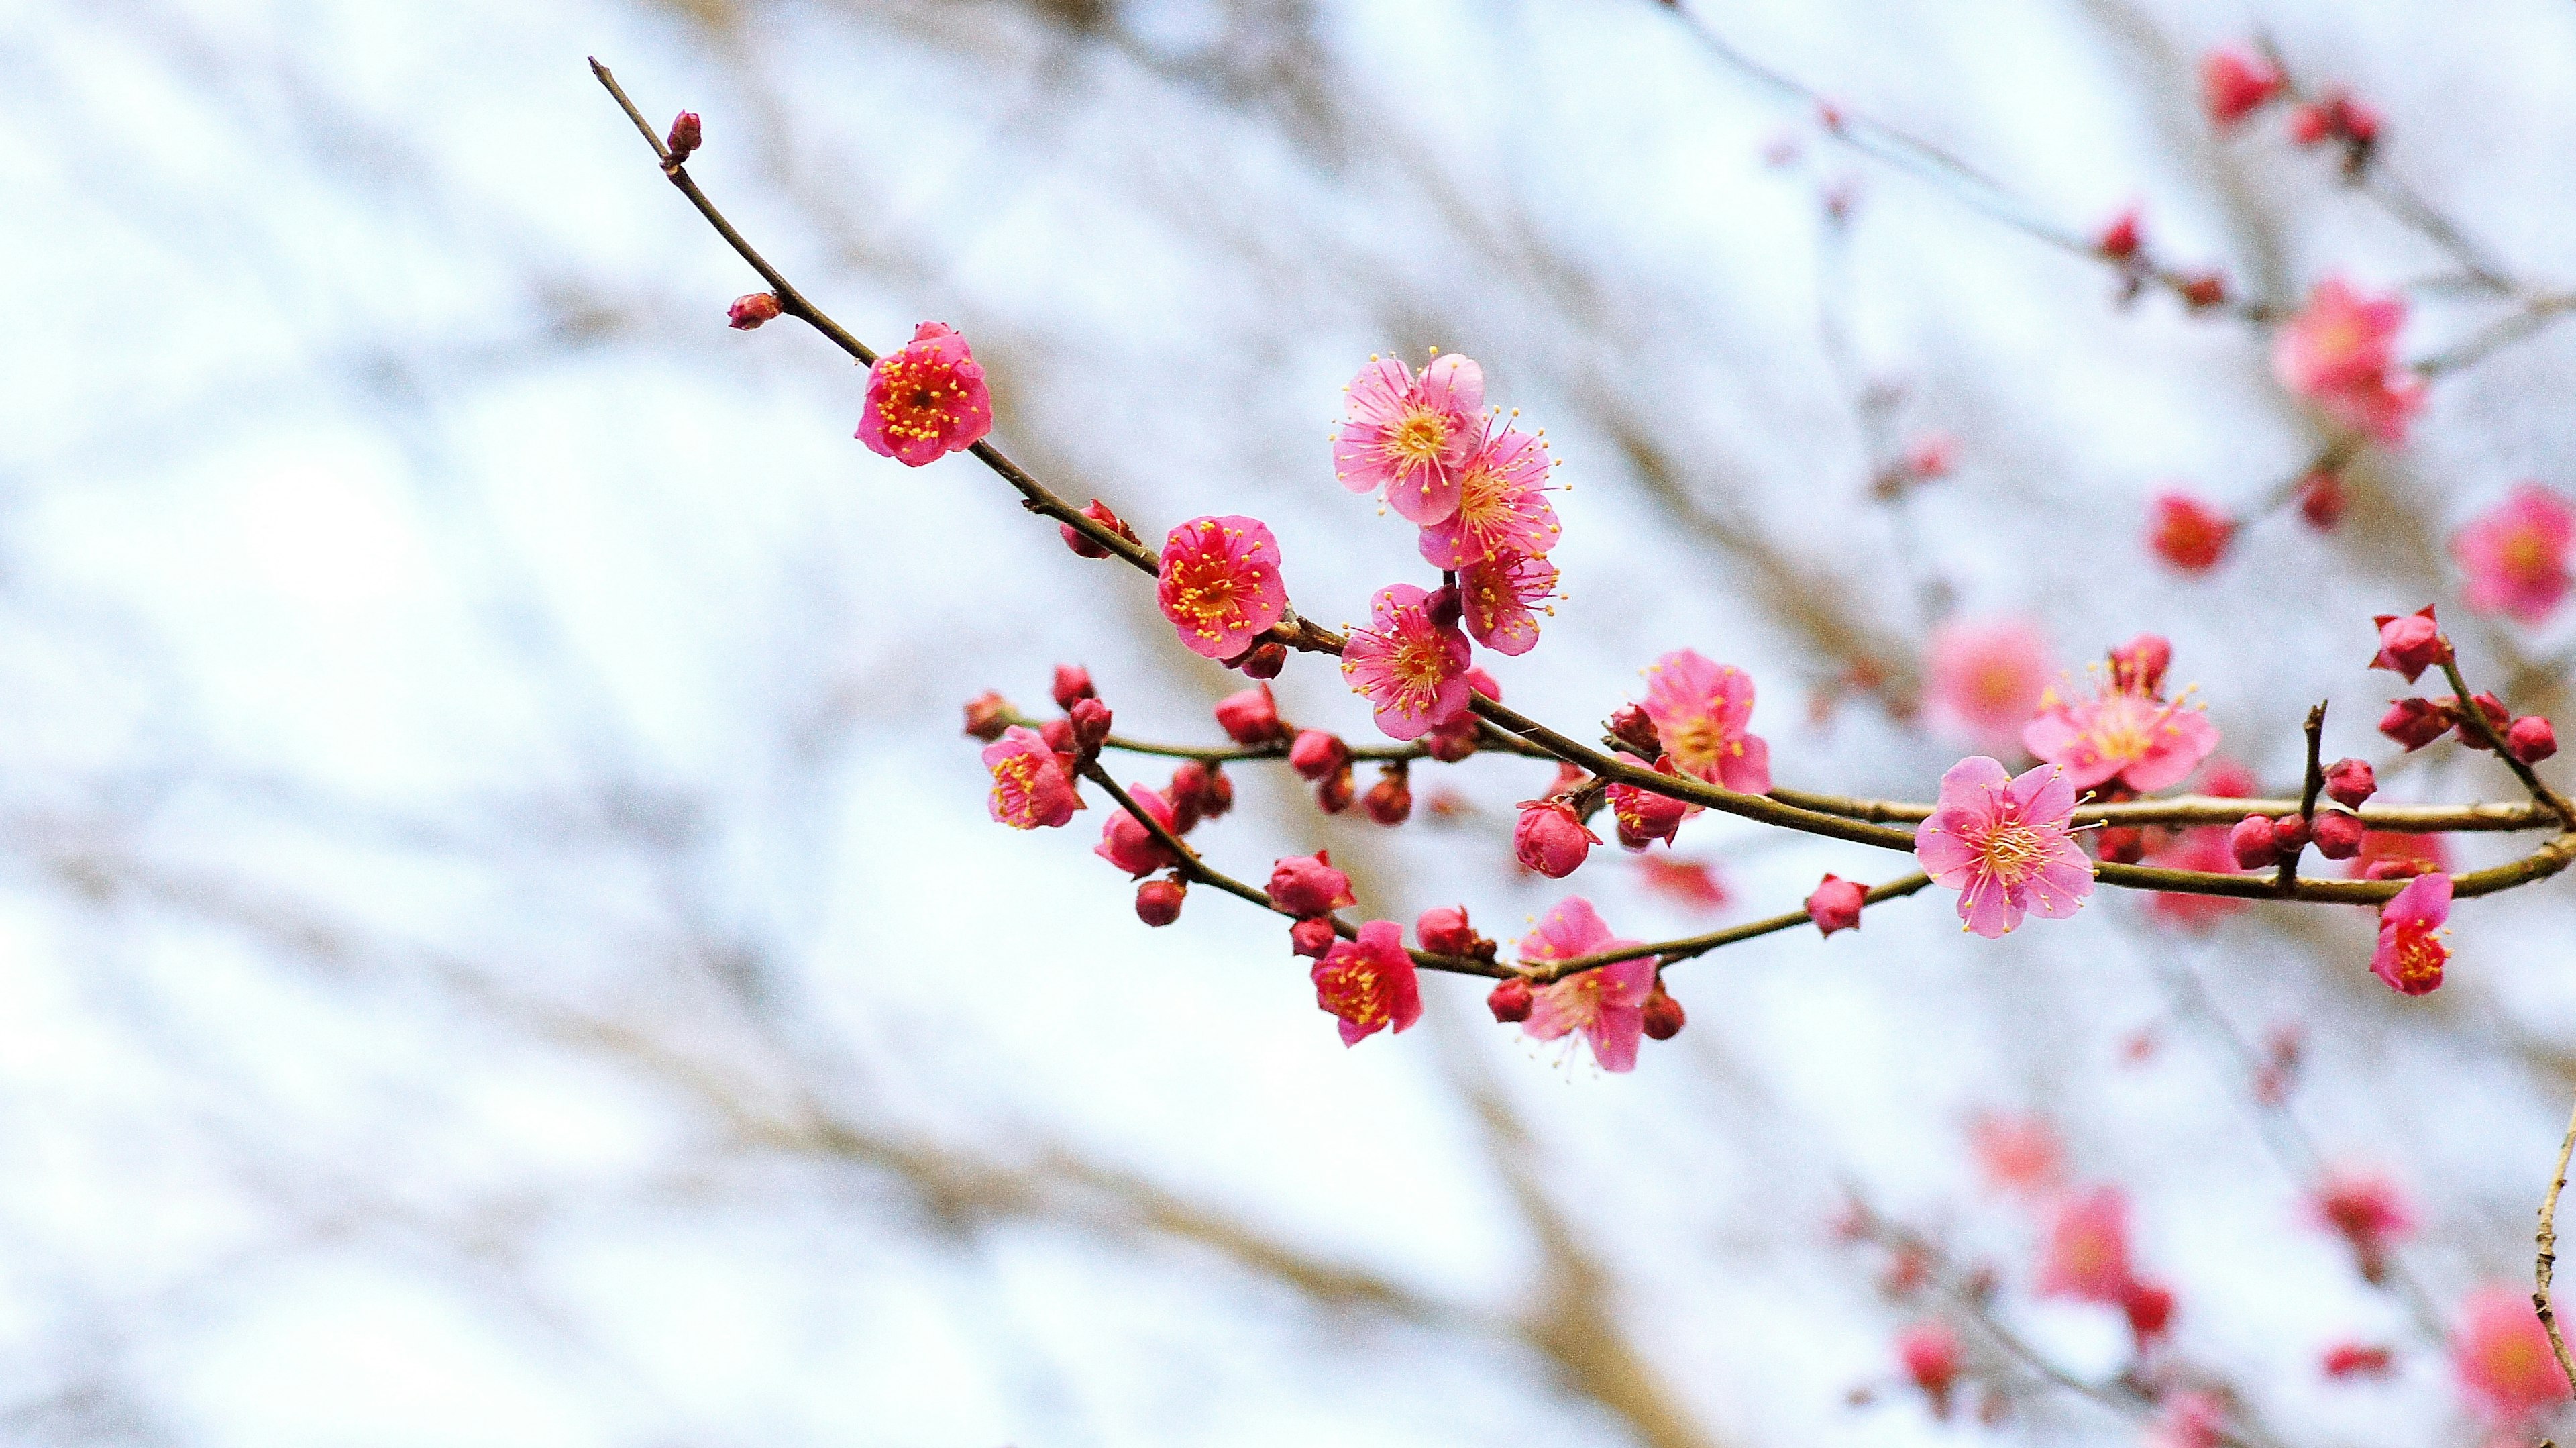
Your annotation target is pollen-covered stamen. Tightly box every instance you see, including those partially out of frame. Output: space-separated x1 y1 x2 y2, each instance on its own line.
2387 920 2448 990
1978 819 2050 885
1316 962 1389 1028
1385 409 1456 468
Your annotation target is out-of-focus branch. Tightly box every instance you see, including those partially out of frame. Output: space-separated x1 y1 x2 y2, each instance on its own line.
2539 1090 2576 1397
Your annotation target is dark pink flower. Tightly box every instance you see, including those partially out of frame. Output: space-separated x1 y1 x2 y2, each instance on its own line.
2324 757 2377 808
1807 874 1867 935
2123 1278 2177 1351
981 725 1081 829
1459 551 1558 656
2453 1284 2573 1425
1134 877 1185 926
1915 758 2094 937
1638 650 1772 794
1969 1112 2065 1198
2371 872 2451 995
1926 617 2053 745
2513 715 2559 764
1311 921 1421 1046
1094 786 1179 877
2275 280 2426 445
2036 1186 2135 1303
1907 432 1957 480
2454 482 2576 625
727 292 782 329
1267 850 1356 918
2202 46 2284 127
2023 652 2219 793
1157 515 1289 660
1340 583 1474 740
1486 977 1534 1022
1417 424 1560 568
1517 898 1655 1072
2312 809 2366 859
1287 729 1348 782
857 322 995 466
1514 800 1599 878
2310 1169 2416 1284
1333 351 1484 525
1607 753 1695 849
2149 492 2236 573
2380 696 2457 751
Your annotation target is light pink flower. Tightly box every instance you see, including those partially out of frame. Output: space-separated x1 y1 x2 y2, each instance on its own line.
2453 1284 2573 1425
1459 552 1558 656
1157 515 1289 660
2310 1169 2416 1284
856 321 995 466
1093 785 1179 877
1914 757 2094 937
1333 352 1484 525
2036 1185 2135 1303
1340 584 1474 740
1417 425 1560 568
1517 898 1655 1072
2454 482 2576 625
1926 618 2053 744
1969 1111 2065 1198
1311 919 1423 1047
2371 872 2451 995
1638 650 1773 794
981 725 1081 829
2023 649 2220 793
2275 280 2427 446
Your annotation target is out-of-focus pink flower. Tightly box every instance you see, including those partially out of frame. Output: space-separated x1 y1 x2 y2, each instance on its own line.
1907 433 1957 480
1333 352 1484 525
1514 800 1599 879
2454 483 2576 625
2347 830 2451 881
2370 605 2453 683
1926 618 2053 744
1460 551 1558 656
1807 874 1867 935
2197 758 2261 799
2023 641 2220 793
1518 898 1655 1072
2275 280 2426 445
1637 856 1731 910
1342 583 1475 740
1418 425 1560 568
2149 493 2237 573
1157 515 1289 660
2123 1278 2177 1351
1969 1112 2065 1198
2036 1186 2135 1303
2310 1169 2416 1284
2371 872 2451 995
2453 1284 2573 1425
2143 1390 2231 1448
1639 650 1773 794
1915 757 2094 937
981 726 1081 829
2300 468 2347 530
2145 827 2249 931
1094 784 1180 877
1896 1320 1964 1418
1311 920 1423 1047
2322 1341 2397 1380
2202 46 2284 128
857 322 995 465
1267 850 1356 918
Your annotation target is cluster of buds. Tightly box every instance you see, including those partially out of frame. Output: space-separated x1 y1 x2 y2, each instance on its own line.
2091 207 2230 313
2371 608 2557 761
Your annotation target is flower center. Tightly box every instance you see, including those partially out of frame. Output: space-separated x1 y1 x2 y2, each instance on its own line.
1389 633 1450 705
1384 409 1454 469
2504 527 2555 583
1979 821 2049 884
1169 558 1241 628
877 357 959 441
2390 921 2447 989
990 754 1043 821
1320 963 1387 1025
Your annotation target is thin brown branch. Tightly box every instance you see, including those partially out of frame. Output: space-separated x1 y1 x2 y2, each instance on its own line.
2540 1089 2576 1398
2271 703 2327 894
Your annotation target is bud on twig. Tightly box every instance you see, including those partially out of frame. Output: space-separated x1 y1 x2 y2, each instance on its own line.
665 110 702 161
727 292 782 329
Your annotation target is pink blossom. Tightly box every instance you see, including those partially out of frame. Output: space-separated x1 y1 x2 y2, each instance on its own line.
2036 1186 2135 1303
2347 830 2451 881
1311 919 1423 1046
1969 1112 2064 1198
2202 46 2284 128
1638 650 1773 794
1157 515 1289 660
1094 785 1179 877
1459 552 1558 656
856 322 995 465
1333 352 1484 525
1212 682 1284 745
2454 482 2576 625
2371 871 2451 995
2275 280 2426 445
1341 584 1474 740
1267 850 1356 918
1607 754 1695 849
1926 617 2053 744
1417 425 1560 568
1514 800 1599 878
2023 645 2220 793
1896 1320 1963 1418
2310 1169 2416 1284
981 726 1081 829
1914 757 2094 937
1517 898 1656 1072
2453 1284 2573 1425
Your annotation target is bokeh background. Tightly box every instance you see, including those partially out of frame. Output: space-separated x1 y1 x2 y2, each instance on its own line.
9 0 2576 1443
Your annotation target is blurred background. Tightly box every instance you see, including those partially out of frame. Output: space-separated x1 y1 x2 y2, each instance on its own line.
9 0 2576 1443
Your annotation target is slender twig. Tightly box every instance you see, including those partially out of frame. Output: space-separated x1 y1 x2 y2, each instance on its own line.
2437 658 2576 827
2271 703 2326 895
998 710 1553 765
2540 1089 2576 1398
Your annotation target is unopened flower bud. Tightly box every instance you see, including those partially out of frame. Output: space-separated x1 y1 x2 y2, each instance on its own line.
2097 208 2142 260
1641 982 1686 1040
1051 664 1096 711
1236 641 1286 679
1288 729 1349 782
2094 826 2145 864
2452 692 2510 750
1314 764 1355 815
727 292 782 329
1487 977 1534 1023
2510 714 2559 764
1807 874 1868 936
2379 696 2455 752
1212 684 1282 745
1289 915 1337 957
1425 585 1463 631
1422 713 1479 762
963 690 1011 741
2312 809 2366 860
1070 697 1113 753
1040 717 1076 754
1134 876 1185 926
2270 813 2312 854
1060 498 1142 560
1362 764 1412 826
1267 851 1354 918
2288 101 2332 146
1514 800 1598 878
2324 758 2376 808
1607 703 1662 756
2369 607 2452 683
1200 763 1235 819
2108 633 2174 696
2298 470 2346 530
2177 270 2229 310
2230 813 2282 870
665 110 702 160
1417 904 1477 958
1897 1321 1964 1420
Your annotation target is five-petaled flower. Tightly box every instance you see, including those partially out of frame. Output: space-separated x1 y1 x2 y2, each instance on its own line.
1459 551 1559 656
2371 871 2451 994
2035 1185 2136 1303
1157 515 1289 660
1334 352 1485 525
857 321 995 465
1342 583 1475 739
1417 424 1561 568
981 725 1081 829
1915 756 2095 937
2023 637 2220 793
1638 650 1773 794
1311 919 1423 1046
2453 1284 2573 1425
2274 278 2426 446
2453 482 2576 625
1517 898 1656 1072
1926 617 2054 745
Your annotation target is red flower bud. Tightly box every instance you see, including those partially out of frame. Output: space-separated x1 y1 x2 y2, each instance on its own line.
1421 713 1480 762
1212 684 1283 745
1289 916 1337 958
2149 493 2235 572
2323 758 2376 808
1514 800 1599 878
2230 813 2282 869
1070 697 1113 754
2510 715 2558 764
1051 664 1096 711
2108 633 2174 696
1362 764 1412 826
1134 876 1185 926
1607 703 1662 756
1807 874 1868 936
2311 809 2366 860
1288 729 1349 782
665 110 702 160
1640 982 1686 1041
2200 47 2284 128
1059 498 1142 560
2269 813 2312 854
2287 101 2332 146
2379 696 2455 751
1238 641 1287 680
2176 270 2229 310
2094 826 2146 864
1425 584 1464 631
1487 977 1534 1023
1040 717 1076 754
1315 764 1355 814
1267 851 1354 918
2298 470 2346 530
2451 692 2511 749
1897 1321 1963 1419
963 690 1011 741
2097 208 2142 260
2119 1278 2176 1348
1417 904 1479 958
2368 607 2451 683
727 292 782 329
1200 763 1235 819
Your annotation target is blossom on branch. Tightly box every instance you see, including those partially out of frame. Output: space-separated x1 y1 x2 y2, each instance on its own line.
1093 784 1180 877
2275 279 2426 445
1333 351 1483 525
2453 482 2576 625
1517 898 1655 1072
1341 583 1474 740
1311 920 1422 1046
981 725 1081 829
1638 650 1772 794
1417 424 1560 568
1915 756 2094 937
1460 551 1558 656
1157 515 1289 660
2452 1284 2572 1425
857 321 995 464
2370 871 2451 995
2023 636 2218 792
2035 1185 2135 1302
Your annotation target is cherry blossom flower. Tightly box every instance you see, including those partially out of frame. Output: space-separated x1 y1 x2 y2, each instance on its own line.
2309 1169 2416 1284
1969 1112 2065 1198
2202 46 2284 127
2036 1185 2136 1302
2453 482 2576 625
2371 872 2451 995
856 322 995 465
1926 618 2053 744
1417 424 1560 568
1333 352 1483 525
1638 650 1773 794
1340 584 1474 740
1311 920 1423 1046
1157 516 1289 660
1094 785 1179 877
2023 641 2220 792
1915 757 2095 937
2453 1284 2573 1425
1459 551 1558 656
1517 898 1656 1072
2275 279 2427 446
981 726 1081 829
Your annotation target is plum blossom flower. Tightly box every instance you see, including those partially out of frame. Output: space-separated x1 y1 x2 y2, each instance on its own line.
2275 279 2427 445
2149 493 2236 573
857 322 996 465
1969 1112 2065 1198
1638 650 1772 794
1341 584 1474 740
1517 898 1655 1072
981 726 1081 829
1333 352 1483 525
1607 753 1695 849
2037 1186 2135 1303
1094 786 1179 877
2371 872 2451 995
1311 920 1423 1046
2453 1284 2573 1425
2310 1169 2416 1284
1915 757 2094 937
1459 551 1558 656
1157 516 1289 660
1417 425 1560 568
2453 483 2576 625
2023 639 2220 792
1926 618 2053 744
1896 1321 1963 1418
2202 46 2284 127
